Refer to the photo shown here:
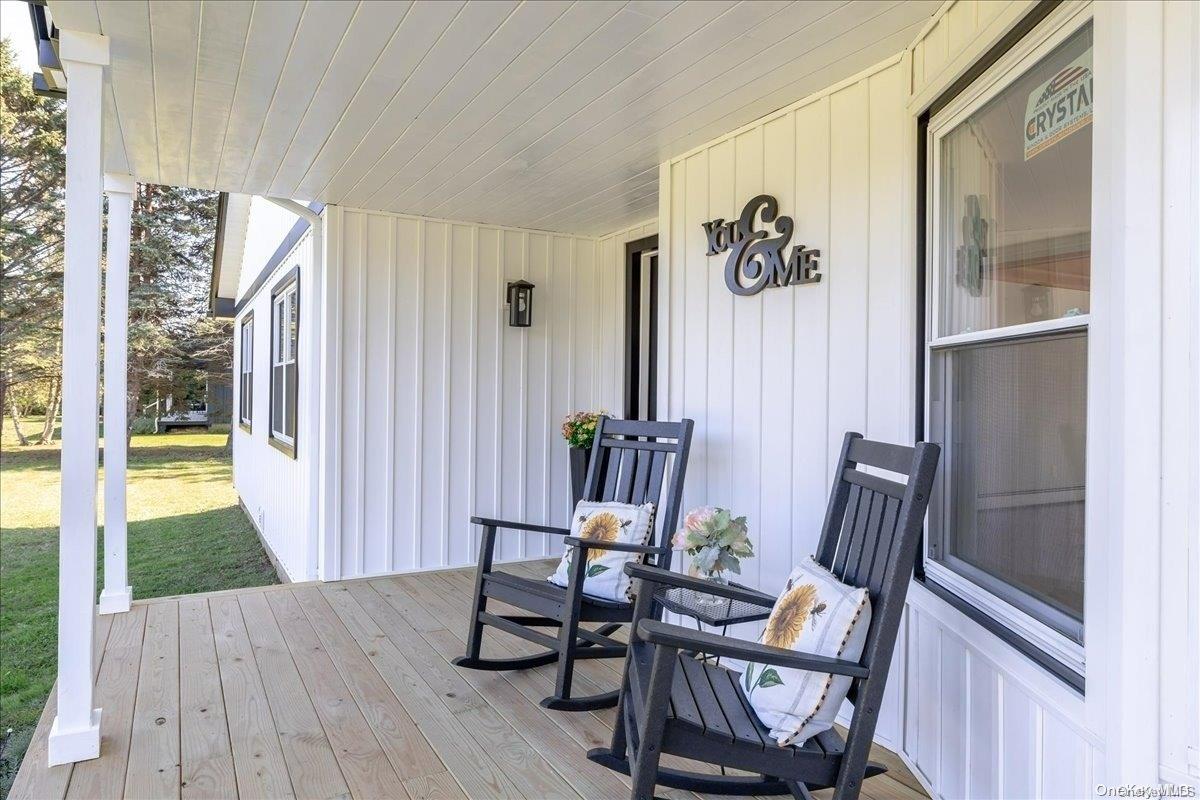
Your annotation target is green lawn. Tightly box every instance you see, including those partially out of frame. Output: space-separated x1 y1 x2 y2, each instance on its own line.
0 419 278 797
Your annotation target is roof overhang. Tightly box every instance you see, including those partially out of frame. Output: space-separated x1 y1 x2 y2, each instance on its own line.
40 0 939 236
209 193 251 318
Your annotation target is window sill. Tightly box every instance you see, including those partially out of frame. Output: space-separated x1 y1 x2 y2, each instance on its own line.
268 435 296 459
239 422 252 434
916 573 1085 694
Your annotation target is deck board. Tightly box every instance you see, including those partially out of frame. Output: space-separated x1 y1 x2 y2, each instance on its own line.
125 601 181 799
178 597 237 800
11 563 929 800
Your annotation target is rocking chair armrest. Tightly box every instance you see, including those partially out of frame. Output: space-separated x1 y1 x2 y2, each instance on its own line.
562 537 667 555
470 516 572 537
624 563 776 607
636 620 871 679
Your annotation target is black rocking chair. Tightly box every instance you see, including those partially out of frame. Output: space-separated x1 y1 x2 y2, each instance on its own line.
453 416 694 711
589 432 940 799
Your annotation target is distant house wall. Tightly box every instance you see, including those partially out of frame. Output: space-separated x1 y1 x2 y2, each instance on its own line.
206 380 232 425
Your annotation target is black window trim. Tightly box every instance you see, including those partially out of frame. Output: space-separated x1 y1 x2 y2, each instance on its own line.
912 0 1085 694
238 311 254 433
268 265 300 459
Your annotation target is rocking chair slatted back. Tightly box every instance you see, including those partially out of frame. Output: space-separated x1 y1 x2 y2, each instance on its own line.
813 431 940 715
584 416 694 568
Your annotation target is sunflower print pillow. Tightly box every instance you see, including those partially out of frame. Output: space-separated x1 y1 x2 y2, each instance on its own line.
741 557 872 747
547 501 656 602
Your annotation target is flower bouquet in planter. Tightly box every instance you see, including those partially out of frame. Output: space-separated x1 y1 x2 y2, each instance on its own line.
673 506 754 604
561 411 605 508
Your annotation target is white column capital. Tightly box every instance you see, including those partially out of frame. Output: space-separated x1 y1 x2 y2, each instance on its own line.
58 30 109 67
103 173 135 196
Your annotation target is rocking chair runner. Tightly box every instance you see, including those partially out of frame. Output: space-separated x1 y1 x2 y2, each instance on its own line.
588 432 941 800
453 416 694 711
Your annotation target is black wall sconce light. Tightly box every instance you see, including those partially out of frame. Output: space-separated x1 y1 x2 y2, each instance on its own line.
506 280 534 327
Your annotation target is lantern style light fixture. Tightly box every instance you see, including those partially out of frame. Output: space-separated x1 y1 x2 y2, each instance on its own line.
506 280 534 327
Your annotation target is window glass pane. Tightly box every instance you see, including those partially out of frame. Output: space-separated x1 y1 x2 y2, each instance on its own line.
286 364 297 439
929 333 1086 634
272 364 284 435
274 298 285 365
287 288 298 364
936 23 1092 337
241 322 252 375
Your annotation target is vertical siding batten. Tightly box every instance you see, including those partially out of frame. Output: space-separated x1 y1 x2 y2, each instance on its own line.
492 231 502 559
442 224 452 567
413 219 425 569
355 216 367 576
518 231 528 558
467 226 478 556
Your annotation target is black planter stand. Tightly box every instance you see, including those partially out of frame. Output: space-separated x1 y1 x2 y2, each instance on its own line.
569 446 589 511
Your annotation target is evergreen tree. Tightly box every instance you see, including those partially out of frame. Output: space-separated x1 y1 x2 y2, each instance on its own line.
2 37 225 443
0 37 66 442
125 182 222 428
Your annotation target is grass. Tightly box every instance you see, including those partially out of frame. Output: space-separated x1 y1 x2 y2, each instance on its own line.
0 418 279 797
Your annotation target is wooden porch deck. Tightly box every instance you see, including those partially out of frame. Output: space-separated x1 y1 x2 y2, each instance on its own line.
12 561 928 800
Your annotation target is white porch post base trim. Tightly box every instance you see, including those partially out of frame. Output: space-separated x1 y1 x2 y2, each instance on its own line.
47 709 102 766
98 586 132 615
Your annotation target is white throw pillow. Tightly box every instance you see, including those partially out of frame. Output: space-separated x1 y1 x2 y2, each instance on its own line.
547 501 656 602
741 556 872 747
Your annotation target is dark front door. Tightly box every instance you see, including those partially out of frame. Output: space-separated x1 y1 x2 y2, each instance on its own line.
624 235 658 420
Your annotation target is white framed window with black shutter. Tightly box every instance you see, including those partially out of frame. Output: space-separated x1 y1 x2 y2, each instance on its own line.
922 8 1092 685
238 313 253 430
269 267 299 457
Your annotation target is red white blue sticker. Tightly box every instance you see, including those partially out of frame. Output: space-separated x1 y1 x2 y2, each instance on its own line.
1024 49 1092 161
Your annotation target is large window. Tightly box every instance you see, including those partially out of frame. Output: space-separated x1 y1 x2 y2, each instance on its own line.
270 268 299 456
924 17 1092 680
238 314 253 430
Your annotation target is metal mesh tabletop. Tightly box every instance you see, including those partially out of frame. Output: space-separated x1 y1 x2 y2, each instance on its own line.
654 583 773 627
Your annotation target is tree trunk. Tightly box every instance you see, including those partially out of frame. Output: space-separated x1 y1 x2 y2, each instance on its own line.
7 391 30 446
38 377 59 444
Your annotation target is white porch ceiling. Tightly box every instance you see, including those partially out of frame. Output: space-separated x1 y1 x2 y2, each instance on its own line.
47 0 938 236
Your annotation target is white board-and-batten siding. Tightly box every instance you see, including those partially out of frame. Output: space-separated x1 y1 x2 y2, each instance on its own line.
233 212 653 580
660 1 1200 797
325 208 653 578
659 51 915 757
232 227 314 582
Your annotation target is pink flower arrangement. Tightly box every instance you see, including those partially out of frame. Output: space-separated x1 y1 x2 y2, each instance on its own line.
673 506 753 576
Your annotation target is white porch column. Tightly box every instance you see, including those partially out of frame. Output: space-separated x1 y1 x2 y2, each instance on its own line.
99 173 134 615
48 30 110 767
